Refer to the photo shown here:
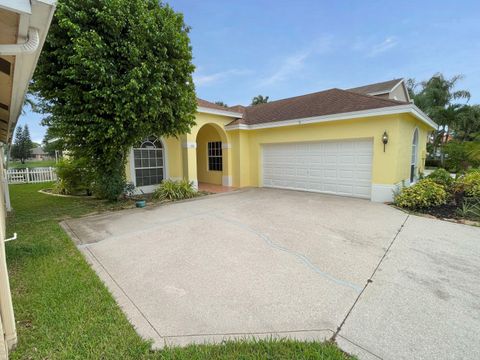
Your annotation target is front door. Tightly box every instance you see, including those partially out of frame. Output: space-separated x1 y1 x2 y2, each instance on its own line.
131 137 164 193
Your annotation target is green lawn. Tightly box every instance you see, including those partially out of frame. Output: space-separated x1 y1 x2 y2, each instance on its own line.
8 160 57 169
6 183 353 359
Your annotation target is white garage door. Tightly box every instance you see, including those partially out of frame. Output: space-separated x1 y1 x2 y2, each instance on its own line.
262 139 373 199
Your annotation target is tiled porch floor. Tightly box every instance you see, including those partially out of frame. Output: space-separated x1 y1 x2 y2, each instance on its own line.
198 182 237 193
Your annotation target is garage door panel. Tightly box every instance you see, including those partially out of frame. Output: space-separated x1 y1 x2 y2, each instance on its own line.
355 141 373 152
340 155 355 164
354 185 372 197
357 155 372 165
262 139 373 199
339 169 354 178
356 170 372 180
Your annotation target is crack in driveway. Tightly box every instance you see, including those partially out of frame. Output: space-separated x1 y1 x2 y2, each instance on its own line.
331 214 410 350
211 213 364 293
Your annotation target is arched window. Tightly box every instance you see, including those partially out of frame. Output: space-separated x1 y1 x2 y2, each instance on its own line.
410 128 419 183
133 136 164 190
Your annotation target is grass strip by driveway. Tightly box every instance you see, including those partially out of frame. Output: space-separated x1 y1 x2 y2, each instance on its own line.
6 183 354 359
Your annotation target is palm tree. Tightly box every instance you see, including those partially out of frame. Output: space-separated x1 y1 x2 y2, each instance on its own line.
453 105 480 141
251 95 269 105
214 101 228 108
468 142 480 162
410 74 471 163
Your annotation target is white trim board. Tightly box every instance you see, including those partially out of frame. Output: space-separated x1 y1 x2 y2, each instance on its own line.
225 104 437 131
182 141 197 149
0 0 31 14
222 175 232 186
371 183 403 203
197 106 243 119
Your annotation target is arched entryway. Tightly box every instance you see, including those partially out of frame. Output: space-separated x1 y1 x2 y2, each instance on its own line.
410 128 419 183
195 123 229 188
130 136 166 193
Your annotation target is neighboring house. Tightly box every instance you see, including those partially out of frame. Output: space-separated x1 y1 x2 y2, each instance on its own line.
30 146 50 160
0 0 56 357
126 79 437 202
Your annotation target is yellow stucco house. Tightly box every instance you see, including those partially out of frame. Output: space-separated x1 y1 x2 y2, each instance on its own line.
126 78 437 202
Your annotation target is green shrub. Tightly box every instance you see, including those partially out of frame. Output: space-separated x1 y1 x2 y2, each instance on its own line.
53 157 93 195
443 141 480 172
394 179 447 209
153 179 196 201
456 198 480 220
426 168 453 188
52 178 69 195
454 170 480 198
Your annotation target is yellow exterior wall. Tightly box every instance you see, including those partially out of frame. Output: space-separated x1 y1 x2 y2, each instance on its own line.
196 125 222 185
125 112 234 187
396 113 430 182
125 111 433 194
236 114 402 187
229 129 251 187
227 113 432 188
164 137 182 179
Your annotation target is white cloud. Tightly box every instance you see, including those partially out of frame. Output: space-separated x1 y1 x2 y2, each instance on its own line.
259 35 333 86
368 36 399 57
193 68 251 86
260 51 311 86
352 36 399 57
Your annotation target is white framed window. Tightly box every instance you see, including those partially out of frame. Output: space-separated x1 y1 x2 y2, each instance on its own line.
410 128 419 183
207 141 222 171
133 137 164 187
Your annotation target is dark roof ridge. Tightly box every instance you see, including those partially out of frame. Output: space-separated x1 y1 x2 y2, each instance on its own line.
341 88 409 106
245 88 342 110
347 78 404 93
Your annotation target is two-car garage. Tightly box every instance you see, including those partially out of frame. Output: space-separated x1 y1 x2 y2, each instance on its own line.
262 139 373 199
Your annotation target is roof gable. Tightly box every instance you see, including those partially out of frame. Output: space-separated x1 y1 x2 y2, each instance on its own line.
347 78 404 95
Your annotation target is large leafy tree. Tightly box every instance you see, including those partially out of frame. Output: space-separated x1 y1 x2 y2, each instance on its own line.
42 126 64 157
11 125 33 163
32 0 196 200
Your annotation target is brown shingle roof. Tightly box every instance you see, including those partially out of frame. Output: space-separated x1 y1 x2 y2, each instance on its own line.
347 78 403 95
197 98 231 111
229 88 408 126
227 105 246 114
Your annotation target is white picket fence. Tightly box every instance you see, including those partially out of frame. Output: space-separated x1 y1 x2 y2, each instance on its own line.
7 167 57 184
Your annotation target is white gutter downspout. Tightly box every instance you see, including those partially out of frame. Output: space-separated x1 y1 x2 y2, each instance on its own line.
0 27 40 55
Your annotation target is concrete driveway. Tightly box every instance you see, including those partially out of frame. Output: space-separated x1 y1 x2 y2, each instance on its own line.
63 188 480 359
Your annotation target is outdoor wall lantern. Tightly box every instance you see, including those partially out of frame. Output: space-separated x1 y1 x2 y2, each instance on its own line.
382 131 389 152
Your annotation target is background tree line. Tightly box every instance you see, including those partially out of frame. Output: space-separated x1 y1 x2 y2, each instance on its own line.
407 73 480 172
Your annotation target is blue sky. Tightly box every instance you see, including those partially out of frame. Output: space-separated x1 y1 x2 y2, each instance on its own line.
20 0 480 143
